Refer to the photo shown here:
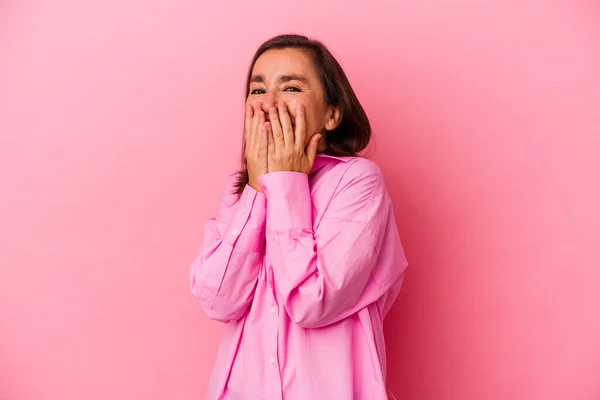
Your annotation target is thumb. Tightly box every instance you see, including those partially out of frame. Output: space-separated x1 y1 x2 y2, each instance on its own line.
306 134 321 167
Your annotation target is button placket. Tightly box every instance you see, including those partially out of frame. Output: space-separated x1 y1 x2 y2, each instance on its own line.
264 297 282 398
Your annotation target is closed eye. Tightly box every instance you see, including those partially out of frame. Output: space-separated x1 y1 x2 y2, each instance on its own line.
250 86 301 95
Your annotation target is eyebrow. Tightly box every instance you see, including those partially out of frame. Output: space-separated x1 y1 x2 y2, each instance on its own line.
250 74 309 84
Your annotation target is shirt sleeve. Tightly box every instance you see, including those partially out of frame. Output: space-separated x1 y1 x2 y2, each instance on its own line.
258 160 407 329
189 172 266 323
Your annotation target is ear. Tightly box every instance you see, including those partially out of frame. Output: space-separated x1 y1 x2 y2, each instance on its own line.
324 105 341 131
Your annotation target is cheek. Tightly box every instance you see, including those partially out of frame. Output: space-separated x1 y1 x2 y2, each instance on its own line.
245 96 258 109
302 107 323 132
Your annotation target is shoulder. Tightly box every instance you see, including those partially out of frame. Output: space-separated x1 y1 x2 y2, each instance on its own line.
225 171 241 185
326 157 387 199
220 171 241 192
339 157 385 188
322 157 391 222
216 171 244 205
346 157 383 176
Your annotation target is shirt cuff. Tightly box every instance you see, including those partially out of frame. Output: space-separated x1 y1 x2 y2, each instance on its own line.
223 184 266 252
258 171 312 232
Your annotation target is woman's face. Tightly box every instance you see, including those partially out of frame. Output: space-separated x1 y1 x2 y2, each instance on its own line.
247 48 340 150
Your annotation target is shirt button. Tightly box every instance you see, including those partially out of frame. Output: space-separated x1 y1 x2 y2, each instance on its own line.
239 207 248 215
269 356 277 365
231 229 240 236
270 306 277 314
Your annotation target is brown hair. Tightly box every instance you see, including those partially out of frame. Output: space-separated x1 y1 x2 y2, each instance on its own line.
234 34 371 196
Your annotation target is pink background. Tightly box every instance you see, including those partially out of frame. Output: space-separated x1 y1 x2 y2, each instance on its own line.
1 1 599 399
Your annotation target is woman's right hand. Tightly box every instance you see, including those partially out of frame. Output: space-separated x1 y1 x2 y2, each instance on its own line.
245 102 268 193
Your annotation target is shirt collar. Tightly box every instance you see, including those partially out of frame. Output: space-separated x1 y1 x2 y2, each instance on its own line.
311 153 351 174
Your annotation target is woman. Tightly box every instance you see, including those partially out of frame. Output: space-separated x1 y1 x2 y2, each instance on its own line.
189 34 408 400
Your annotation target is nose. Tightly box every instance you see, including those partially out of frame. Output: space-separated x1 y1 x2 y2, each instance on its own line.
261 91 279 113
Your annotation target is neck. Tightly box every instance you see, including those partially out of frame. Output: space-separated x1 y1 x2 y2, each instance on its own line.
316 132 328 153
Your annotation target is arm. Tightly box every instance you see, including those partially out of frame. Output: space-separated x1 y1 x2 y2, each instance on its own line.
189 172 266 323
258 161 407 329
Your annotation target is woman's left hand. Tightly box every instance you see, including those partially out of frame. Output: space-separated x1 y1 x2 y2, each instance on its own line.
266 101 321 175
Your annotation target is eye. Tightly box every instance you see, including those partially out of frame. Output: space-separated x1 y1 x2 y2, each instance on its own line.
284 86 301 92
250 88 265 95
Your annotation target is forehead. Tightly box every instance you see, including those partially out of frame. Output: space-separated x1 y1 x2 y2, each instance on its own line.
251 48 318 80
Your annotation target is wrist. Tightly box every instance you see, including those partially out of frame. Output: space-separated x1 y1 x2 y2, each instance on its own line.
248 180 264 193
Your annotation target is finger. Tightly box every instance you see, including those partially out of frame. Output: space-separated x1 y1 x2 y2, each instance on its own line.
259 122 268 165
268 106 285 150
306 134 321 167
294 105 306 151
251 102 262 146
259 121 268 153
265 121 275 155
278 101 294 147
244 103 254 143
254 108 265 149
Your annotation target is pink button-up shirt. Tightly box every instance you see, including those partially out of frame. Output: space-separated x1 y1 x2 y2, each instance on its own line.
190 154 408 400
